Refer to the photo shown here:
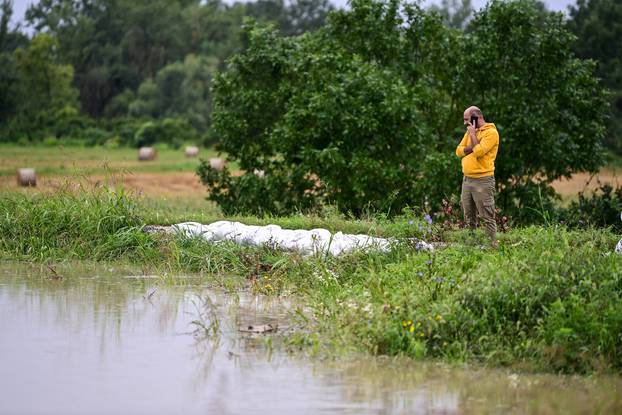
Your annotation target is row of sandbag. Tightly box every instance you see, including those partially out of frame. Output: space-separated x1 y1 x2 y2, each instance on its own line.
172 221 433 256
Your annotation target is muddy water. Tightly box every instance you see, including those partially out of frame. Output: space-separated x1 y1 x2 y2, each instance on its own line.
1 263 621 415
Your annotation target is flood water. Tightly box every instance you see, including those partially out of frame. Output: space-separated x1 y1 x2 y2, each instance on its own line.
1 262 621 415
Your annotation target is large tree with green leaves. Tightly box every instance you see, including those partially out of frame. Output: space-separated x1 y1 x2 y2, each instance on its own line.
460 0 608 218
122 54 217 132
23 0 333 120
0 0 28 124
26 0 193 116
567 0 622 154
1 33 79 140
198 0 607 219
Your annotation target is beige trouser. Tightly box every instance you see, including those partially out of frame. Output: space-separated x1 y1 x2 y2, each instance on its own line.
461 176 496 242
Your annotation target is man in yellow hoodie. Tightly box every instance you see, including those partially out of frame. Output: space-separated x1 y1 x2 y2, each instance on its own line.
455 106 499 248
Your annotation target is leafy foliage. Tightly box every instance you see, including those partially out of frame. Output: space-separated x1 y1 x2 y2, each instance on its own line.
133 117 197 149
125 54 217 133
465 0 608 222
1 34 80 141
560 183 622 231
23 0 332 119
200 0 607 218
567 0 622 154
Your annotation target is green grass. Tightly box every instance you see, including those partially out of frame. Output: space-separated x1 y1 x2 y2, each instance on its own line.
1 187 621 374
0 143 237 177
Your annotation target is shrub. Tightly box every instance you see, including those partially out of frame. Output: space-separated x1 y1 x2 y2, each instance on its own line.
133 117 197 148
560 183 622 231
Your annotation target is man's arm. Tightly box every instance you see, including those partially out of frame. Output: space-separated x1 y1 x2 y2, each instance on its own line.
458 125 480 156
455 134 470 158
471 130 499 158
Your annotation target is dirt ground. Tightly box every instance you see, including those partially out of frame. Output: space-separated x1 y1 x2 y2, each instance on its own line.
550 169 622 196
1 171 205 199
2 168 621 200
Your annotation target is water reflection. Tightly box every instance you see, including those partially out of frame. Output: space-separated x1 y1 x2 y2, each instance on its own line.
0 261 620 415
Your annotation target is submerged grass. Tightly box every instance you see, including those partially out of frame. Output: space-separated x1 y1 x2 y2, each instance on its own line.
1 188 621 374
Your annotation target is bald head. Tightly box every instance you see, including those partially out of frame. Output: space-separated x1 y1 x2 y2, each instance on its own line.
463 106 485 128
464 106 482 118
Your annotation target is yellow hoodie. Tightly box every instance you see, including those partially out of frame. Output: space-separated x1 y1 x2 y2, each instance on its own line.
455 123 499 178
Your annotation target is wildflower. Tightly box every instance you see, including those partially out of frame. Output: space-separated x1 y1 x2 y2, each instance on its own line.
408 219 414 225
417 271 424 278
409 325 414 333
424 214 433 225
426 260 433 266
435 277 444 283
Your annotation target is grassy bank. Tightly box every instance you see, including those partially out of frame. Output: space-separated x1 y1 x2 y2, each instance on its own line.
1 188 621 374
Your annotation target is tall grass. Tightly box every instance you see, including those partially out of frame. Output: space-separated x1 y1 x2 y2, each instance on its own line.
0 186 152 260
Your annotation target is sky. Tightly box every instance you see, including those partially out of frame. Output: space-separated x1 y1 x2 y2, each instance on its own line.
8 0 579 30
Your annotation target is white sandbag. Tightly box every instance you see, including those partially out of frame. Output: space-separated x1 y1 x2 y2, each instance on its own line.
172 222 216 240
170 220 432 257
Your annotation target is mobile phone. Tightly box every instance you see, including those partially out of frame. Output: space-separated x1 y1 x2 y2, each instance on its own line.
470 115 478 128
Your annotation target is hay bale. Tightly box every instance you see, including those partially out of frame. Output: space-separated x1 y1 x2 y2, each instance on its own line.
209 157 226 171
138 147 156 161
16 168 37 187
185 146 199 157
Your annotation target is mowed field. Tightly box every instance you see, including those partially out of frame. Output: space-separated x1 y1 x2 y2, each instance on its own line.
0 145 223 199
1 144 621 202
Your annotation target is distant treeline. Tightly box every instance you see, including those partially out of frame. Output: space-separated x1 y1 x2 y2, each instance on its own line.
0 0 620 153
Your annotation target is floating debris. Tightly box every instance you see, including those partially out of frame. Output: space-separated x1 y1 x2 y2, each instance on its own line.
238 324 276 333
122 275 160 279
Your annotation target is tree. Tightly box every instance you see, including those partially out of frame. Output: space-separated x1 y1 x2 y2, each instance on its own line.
0 0 11 51
184 0 247 62
283 0 334 35
25 0 192 117
1 34 79 140
0 52 19 128
567 0 622 154
0 0 28 125
198 0 607 219
462 0 608 219
429 0 473 29
126 54 217 132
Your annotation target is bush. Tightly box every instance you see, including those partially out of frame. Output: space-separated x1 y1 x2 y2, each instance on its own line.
560 183 622 231
81 127 113 146
133 117 198 148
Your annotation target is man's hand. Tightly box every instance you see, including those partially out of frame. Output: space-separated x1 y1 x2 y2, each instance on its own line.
464 146 473 155
466 123 479 148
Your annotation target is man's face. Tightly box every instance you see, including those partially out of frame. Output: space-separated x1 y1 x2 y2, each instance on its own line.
463 111 471 126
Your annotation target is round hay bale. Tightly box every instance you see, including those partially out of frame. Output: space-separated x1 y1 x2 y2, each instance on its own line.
138 147 156 161
185 146 199 157
209 157 226 171
17 168 37 187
